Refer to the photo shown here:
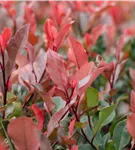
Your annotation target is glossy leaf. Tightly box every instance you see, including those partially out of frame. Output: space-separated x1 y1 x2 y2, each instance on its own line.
113 120 130 150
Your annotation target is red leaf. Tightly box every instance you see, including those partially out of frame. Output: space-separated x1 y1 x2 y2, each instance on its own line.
131 91 135 113
68 36 88 69
32 104 44 131
49 1 60 27
115 35 124 61
47 105 69 137
54 21 73 51
33 49 47 83
1 28 12 50
18 64 36 84
44 18 73 51
127 114 135 139
77 66 108 95
7 116 40 150
7 24 30 76
69 117 76 136
71 62 94 83
44 19 57 50
24 5 36 34
46 49 69 92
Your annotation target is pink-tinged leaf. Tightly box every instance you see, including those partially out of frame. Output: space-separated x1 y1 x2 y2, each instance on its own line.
24 5 36 34
49 1 60 26
33 49 47 83
46 49 69 92
47 105 69 137
1 28 12 49
7 24 30 75
18 64 36 84
85 24 106 48
44 19 57 50
127 114 135 139
91 24 105 45
54 21 73 51
115 35 124 61
129 68 135 90
77 66 108 95
69 117 76 136
68 36 88 69
25 41 35 64
98 61 114 81
124 25 135 37
130 91 135 113
36 131 52 150
7 116 40 150
32 104 44 131
71 62 94 83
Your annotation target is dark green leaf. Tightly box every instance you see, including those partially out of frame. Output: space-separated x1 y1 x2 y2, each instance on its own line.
113 120 131 150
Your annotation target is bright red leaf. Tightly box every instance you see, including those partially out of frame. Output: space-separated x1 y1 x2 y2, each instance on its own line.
32 104 44 131
69 117 76 136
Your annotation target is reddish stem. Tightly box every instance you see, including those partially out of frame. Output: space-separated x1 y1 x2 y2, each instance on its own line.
0 48 8 106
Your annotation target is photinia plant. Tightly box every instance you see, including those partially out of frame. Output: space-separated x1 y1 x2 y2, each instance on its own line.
0 1 135 150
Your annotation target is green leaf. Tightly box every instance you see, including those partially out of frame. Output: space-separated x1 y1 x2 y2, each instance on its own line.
86 87 98 108
102 111 115 126
52 96 66 112
109 115 127 137
5 101 22 118
98 100 109 107
12 84 28 102
99 133 110 150
113 120 131 150
85 125 102 147
106 140 116 150
93 105 116 135
79 144 94 150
